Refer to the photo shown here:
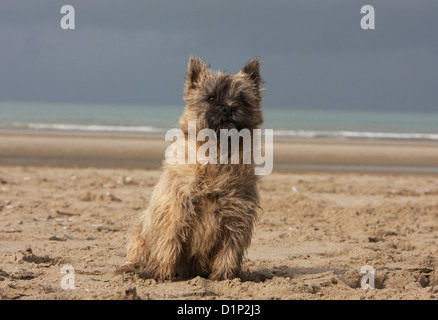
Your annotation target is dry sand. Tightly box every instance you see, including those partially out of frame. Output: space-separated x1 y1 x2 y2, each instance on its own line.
0 132 437 300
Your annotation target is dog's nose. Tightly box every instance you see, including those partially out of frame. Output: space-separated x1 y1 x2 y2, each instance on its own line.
221 106 235 116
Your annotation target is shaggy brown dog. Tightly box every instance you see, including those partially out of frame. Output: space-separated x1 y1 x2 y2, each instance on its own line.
119 56 264 280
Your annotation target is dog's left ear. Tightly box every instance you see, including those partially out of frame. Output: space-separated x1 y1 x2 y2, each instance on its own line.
241 57 263 93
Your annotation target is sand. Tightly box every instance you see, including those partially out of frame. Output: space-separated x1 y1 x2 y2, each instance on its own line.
0 131 437 300
2 130 438 171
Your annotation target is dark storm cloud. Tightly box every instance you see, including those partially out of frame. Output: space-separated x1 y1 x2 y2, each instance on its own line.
0 0 437 110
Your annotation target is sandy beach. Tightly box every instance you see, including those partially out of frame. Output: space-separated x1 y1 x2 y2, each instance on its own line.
0 131 437 300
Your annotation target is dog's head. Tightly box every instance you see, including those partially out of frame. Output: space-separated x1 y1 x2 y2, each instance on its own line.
180 56 264 133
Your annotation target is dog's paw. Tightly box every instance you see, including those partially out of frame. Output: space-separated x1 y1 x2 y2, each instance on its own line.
115 262 139 274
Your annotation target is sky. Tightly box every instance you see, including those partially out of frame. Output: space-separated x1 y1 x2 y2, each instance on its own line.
0 0 437 111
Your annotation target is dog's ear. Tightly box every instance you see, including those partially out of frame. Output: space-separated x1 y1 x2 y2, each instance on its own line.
241 57 263 93
185 55 208 90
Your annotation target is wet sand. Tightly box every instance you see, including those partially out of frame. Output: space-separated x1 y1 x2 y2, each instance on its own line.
1 130 438 172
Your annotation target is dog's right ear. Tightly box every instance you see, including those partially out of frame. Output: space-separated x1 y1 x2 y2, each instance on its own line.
185 55 208 90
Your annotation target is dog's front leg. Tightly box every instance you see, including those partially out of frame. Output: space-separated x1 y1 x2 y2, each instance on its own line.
209 216 254 280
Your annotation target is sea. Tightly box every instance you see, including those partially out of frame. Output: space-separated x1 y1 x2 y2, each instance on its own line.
1 101 438 141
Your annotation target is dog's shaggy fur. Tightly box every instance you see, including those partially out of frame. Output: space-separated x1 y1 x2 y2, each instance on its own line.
119 56 264 280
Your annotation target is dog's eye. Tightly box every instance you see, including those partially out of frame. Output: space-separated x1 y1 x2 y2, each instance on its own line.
207 96 215 103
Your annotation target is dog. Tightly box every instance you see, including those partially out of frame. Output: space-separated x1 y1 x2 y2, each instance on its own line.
118 56 264 280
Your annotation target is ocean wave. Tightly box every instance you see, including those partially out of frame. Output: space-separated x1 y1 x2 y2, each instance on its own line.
273 130 438 141
7 122 166 133
3 123 438 141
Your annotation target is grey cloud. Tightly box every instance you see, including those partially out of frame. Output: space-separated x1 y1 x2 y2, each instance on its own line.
0 0 437 110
